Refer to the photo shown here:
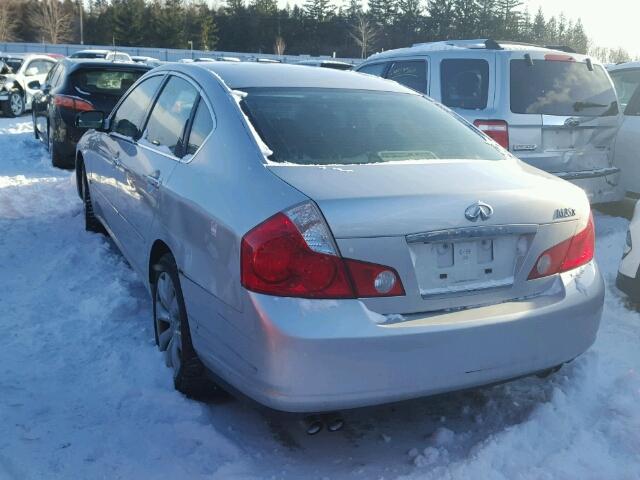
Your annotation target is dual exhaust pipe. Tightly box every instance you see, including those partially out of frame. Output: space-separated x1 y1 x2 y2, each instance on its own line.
302 413 344 435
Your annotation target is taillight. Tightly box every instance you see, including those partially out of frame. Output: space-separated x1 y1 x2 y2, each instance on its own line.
241 202 404 299
528 213 595 280
473 120 509 150
54 94 94 112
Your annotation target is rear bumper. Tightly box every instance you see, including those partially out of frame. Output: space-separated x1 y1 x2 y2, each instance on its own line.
192 261 604 413
557 168 624 204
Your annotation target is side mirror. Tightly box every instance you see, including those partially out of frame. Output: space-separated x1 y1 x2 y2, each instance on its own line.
27 80 41 90
76 111 106 130
25 66 38 77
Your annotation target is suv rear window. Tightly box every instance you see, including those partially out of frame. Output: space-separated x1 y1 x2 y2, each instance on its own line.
440 59 489 110
510 60 618 116
241 87 505 165
71 69 145 95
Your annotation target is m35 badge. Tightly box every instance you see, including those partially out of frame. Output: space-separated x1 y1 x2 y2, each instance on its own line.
553 208 576 220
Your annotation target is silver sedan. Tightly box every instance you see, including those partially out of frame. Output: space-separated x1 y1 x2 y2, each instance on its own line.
75 63 604 413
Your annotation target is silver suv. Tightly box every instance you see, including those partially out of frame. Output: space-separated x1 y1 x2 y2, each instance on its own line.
356 39 622 204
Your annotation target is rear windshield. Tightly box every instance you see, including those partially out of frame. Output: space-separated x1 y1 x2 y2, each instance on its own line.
510 60 617 116
240 88 505 165
71 69 145 95
0 57 23 72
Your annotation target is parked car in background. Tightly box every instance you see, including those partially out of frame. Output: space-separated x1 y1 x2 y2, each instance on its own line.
70 49 132 62
608 63 640 198
75 63 603 415
356 39 622 205
297 59 353 70
130 56 162 68
32 58 150 168
0 53 56 117
617 200 640 300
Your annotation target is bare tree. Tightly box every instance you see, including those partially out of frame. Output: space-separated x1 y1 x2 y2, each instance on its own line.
0 1 19 42
349 14 378 59
30 0 72 44
273 35 286 55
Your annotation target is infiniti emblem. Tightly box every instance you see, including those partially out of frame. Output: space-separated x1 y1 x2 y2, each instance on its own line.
465 201 494 222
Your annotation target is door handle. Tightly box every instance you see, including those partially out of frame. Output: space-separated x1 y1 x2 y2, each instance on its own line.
145 170 161 188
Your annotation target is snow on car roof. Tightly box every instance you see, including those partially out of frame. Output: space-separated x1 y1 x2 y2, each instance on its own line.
608 61 640 71
180 62 413 92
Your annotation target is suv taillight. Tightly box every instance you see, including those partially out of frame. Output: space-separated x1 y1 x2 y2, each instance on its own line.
241 202 405 299
474 119 509 150
54 94 94 112
528 213 595 280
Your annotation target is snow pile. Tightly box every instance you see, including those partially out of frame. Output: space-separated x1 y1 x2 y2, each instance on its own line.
1 117 639 479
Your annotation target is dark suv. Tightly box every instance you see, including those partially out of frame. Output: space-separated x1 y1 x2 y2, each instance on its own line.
32 58 151 168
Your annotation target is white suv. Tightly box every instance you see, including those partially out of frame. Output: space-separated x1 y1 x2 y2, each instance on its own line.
356 39 623 204
0 53 56 117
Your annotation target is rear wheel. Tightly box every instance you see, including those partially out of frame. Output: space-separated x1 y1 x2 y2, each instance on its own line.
48 126 66 168
153 254 222 399
80 165 105 234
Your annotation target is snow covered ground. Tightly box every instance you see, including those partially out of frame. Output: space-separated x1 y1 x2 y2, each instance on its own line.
0 115 639 479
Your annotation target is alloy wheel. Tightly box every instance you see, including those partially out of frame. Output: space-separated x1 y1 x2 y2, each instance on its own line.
154 271 182 378
10 93 23 116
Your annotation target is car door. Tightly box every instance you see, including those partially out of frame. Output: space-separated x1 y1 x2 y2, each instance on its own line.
32 63 60 137
93 74 165 256
613 85 640 196
116 74 199 272
22 59 55 108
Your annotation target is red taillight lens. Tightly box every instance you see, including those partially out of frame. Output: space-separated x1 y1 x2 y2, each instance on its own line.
528 214 595 280
241 205 405 299
54 94 94 112
474 120 509 150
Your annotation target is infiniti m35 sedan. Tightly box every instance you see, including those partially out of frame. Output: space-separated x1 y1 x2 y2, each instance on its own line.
75 63 604 413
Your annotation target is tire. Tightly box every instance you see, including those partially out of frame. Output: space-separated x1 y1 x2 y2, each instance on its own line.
48 126 66 169
80 165 106 234
1 91 24 117
153 254 222 399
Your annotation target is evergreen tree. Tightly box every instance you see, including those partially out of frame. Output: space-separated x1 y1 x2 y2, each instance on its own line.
453 0 479 38
531 7 545 44
427 0 455 39
304 0 335 21
369 0 399 26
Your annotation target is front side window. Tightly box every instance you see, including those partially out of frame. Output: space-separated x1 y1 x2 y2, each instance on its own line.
357 62 388 77
610 69 640 111
441 59 490 110
112 75 163 139
510 60 618 116
186 98 214 155
26 60 54 76
144 76 198 157
386 60 428 93
241 88 505 165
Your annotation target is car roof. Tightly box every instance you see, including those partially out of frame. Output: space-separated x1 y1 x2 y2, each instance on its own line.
164 62 412 92
365 39 589 62
73 49 111 54
0 53 52 60
608 61 640 72
62 58 152 71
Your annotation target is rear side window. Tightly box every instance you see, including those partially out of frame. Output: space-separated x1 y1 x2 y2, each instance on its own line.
510 60 618 117
441 59 489 110
72 69 145 95
610 69 640 111
624 86 640 116
112 75 163 139
357 63 388 77
26 60 54 76
186 99 214 155
144 76 198 157
386 60 428 93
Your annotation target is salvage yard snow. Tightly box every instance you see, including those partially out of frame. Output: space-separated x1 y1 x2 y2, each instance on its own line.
0 116 639 479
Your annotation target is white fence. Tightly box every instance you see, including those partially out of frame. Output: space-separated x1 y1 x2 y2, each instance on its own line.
0 41 361 65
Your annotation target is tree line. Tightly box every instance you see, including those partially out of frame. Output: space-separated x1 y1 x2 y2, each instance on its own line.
0 0 634 62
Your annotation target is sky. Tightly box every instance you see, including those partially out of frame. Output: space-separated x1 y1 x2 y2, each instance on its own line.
274 0 639 57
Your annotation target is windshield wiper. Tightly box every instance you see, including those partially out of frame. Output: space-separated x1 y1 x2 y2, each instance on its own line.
573 101 607 112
